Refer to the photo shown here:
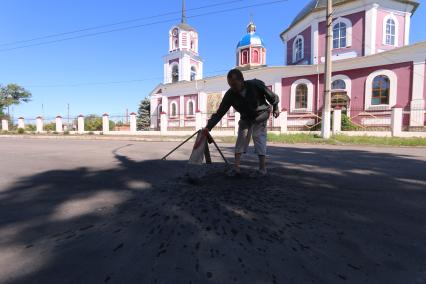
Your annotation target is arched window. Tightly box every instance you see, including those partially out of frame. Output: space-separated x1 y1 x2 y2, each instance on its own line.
171 102 178 117
333 22 347 48
190 66 197 81
291 79 313 112
172 65 179 83
365 70 397 109
158 104 162 114
372 75 390 105
253 50 259 63
242 50 248 64
385 18 396 46
190 40 194 50
295 84 308 109
332 79 346 90
187 100 194 116
293 36 304 62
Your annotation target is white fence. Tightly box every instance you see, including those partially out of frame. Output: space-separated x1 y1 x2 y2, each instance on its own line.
1 108 426 138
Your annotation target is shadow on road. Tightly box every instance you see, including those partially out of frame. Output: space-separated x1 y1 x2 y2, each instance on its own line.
0 145 425 284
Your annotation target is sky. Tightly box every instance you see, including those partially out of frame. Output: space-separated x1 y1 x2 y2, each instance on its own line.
1 0 425 119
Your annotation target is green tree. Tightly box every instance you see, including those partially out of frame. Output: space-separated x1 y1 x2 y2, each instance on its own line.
137 98 151 130
84 115 103 131
0 84 32 116
84 114 115 132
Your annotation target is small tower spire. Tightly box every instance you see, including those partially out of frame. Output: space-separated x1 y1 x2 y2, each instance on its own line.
247 14 256 34
181 0 187 24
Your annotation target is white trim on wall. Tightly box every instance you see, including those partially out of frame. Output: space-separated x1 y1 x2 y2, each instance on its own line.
364 69 397 110
290 78 314 112
332 17 353 48
371 4 378 55
382 13 399 47
311 21 319 64
404 12 411 46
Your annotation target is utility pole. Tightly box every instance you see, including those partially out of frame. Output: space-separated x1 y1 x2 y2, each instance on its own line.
321 0 333 139
67 103 70 128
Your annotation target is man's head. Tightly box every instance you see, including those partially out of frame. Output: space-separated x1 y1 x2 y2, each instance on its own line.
227 69 245 93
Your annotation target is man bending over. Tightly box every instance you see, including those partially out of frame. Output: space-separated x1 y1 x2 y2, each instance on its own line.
204 68 280 176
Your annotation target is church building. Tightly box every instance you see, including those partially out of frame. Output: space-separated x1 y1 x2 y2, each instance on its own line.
149 0 425 131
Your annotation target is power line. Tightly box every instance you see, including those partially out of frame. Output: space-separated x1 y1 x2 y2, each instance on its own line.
21 67 235 88
0 0 289 53
0 0 244 47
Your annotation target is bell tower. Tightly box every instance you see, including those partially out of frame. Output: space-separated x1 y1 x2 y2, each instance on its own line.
163 0 203 84
236 18 267 70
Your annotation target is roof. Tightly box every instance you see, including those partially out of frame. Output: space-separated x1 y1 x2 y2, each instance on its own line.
282 0 420 37
177 22 197 32
237 33 265 48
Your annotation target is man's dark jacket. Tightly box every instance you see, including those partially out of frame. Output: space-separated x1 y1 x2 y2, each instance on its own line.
206 79 280 130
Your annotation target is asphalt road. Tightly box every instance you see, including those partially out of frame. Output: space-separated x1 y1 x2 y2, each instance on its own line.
0 137 425 284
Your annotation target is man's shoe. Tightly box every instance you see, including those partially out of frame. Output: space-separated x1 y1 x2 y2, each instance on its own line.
226 168 241 177
249 169 267 178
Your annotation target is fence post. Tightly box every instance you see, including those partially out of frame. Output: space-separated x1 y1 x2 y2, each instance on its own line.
160 112 168 135
102 113 109 133
280 109 288 134
195 111 203 130
1 119 8 131
391 106 403 137
36 116 43 133
234 112 240 135
77 115 85 134
18 117 25 130
55 116 63 132
332 108 342 134
130 112 137 133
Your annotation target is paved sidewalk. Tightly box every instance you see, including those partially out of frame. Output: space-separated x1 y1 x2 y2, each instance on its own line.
0 138 425 284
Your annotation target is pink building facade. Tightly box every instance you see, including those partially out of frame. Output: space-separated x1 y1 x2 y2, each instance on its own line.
150 0 425 131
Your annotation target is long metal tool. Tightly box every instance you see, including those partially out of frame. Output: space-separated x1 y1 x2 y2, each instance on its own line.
161 130 200 160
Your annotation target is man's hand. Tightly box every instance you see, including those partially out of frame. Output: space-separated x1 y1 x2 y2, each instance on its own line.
201 127 209 134
201 127 210 137
273 110 280 118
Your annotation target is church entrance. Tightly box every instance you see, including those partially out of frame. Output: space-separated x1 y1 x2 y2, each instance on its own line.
331 79 350 114
331 92 350 113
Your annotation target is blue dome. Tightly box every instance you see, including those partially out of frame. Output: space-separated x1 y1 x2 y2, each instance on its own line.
237 32 265 48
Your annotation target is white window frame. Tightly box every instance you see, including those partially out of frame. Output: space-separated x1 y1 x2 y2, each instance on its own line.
290 79 313 112
186 99 195 116
170 101 178 118
365 69 397 110
292 35 304 63
332 17 352 49
383 14 399 47
331 75 352 99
